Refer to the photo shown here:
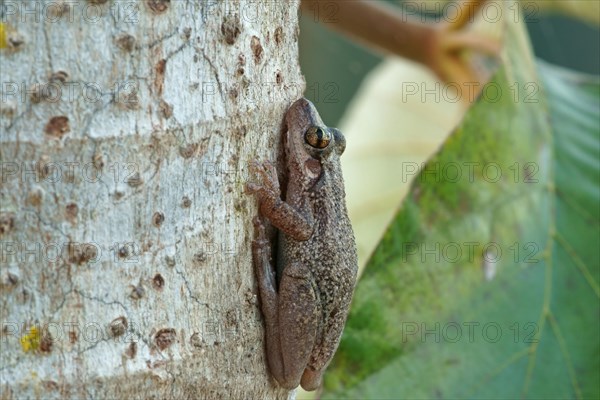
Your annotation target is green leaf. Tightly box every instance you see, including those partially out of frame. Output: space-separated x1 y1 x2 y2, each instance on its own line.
323 17 600 400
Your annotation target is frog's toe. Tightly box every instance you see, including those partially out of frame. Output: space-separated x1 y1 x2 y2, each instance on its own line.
300 368 323 392
263 160 277 174
248 160 259 175
253 216 266 233
258 162 276 180
245 182 261 194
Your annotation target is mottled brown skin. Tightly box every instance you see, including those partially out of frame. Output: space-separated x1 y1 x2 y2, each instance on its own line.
246 98 358 391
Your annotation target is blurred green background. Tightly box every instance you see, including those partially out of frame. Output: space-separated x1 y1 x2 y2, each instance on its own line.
297 2 599 399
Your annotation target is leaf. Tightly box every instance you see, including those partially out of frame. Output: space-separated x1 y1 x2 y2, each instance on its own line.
340 58 470 273
323 12 599 400
339 0 504 273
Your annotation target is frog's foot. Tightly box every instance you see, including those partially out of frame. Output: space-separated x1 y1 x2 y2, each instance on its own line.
251 217 270 257
250 216 285 388
301 368 323 392
251 216 277 313
245 160 281 200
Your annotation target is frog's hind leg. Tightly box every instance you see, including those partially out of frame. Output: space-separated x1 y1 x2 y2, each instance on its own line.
252 218 319 389
252 217 285 386
277 261 319 389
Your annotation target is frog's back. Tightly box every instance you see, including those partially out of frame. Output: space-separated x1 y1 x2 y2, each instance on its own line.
304 167 358 372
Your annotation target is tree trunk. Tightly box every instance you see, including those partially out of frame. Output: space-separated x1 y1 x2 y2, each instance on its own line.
0 1 302 398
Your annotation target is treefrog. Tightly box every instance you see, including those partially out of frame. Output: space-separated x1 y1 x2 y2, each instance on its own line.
246 98 358 391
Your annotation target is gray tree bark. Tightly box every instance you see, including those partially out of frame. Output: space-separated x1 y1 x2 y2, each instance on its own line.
0 1 302 398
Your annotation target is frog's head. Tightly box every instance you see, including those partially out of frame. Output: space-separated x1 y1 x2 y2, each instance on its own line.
284 98 346 182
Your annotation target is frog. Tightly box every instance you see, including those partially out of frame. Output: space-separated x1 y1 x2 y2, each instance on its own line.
246 97 358 391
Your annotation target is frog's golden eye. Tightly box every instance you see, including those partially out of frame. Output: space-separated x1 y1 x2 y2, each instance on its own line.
305 126 331 149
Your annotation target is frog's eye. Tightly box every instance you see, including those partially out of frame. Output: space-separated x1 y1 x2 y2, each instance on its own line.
305 126 331 149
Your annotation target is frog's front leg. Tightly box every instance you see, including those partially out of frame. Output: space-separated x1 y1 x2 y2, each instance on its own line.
246 161 314 240
251 217 319 389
